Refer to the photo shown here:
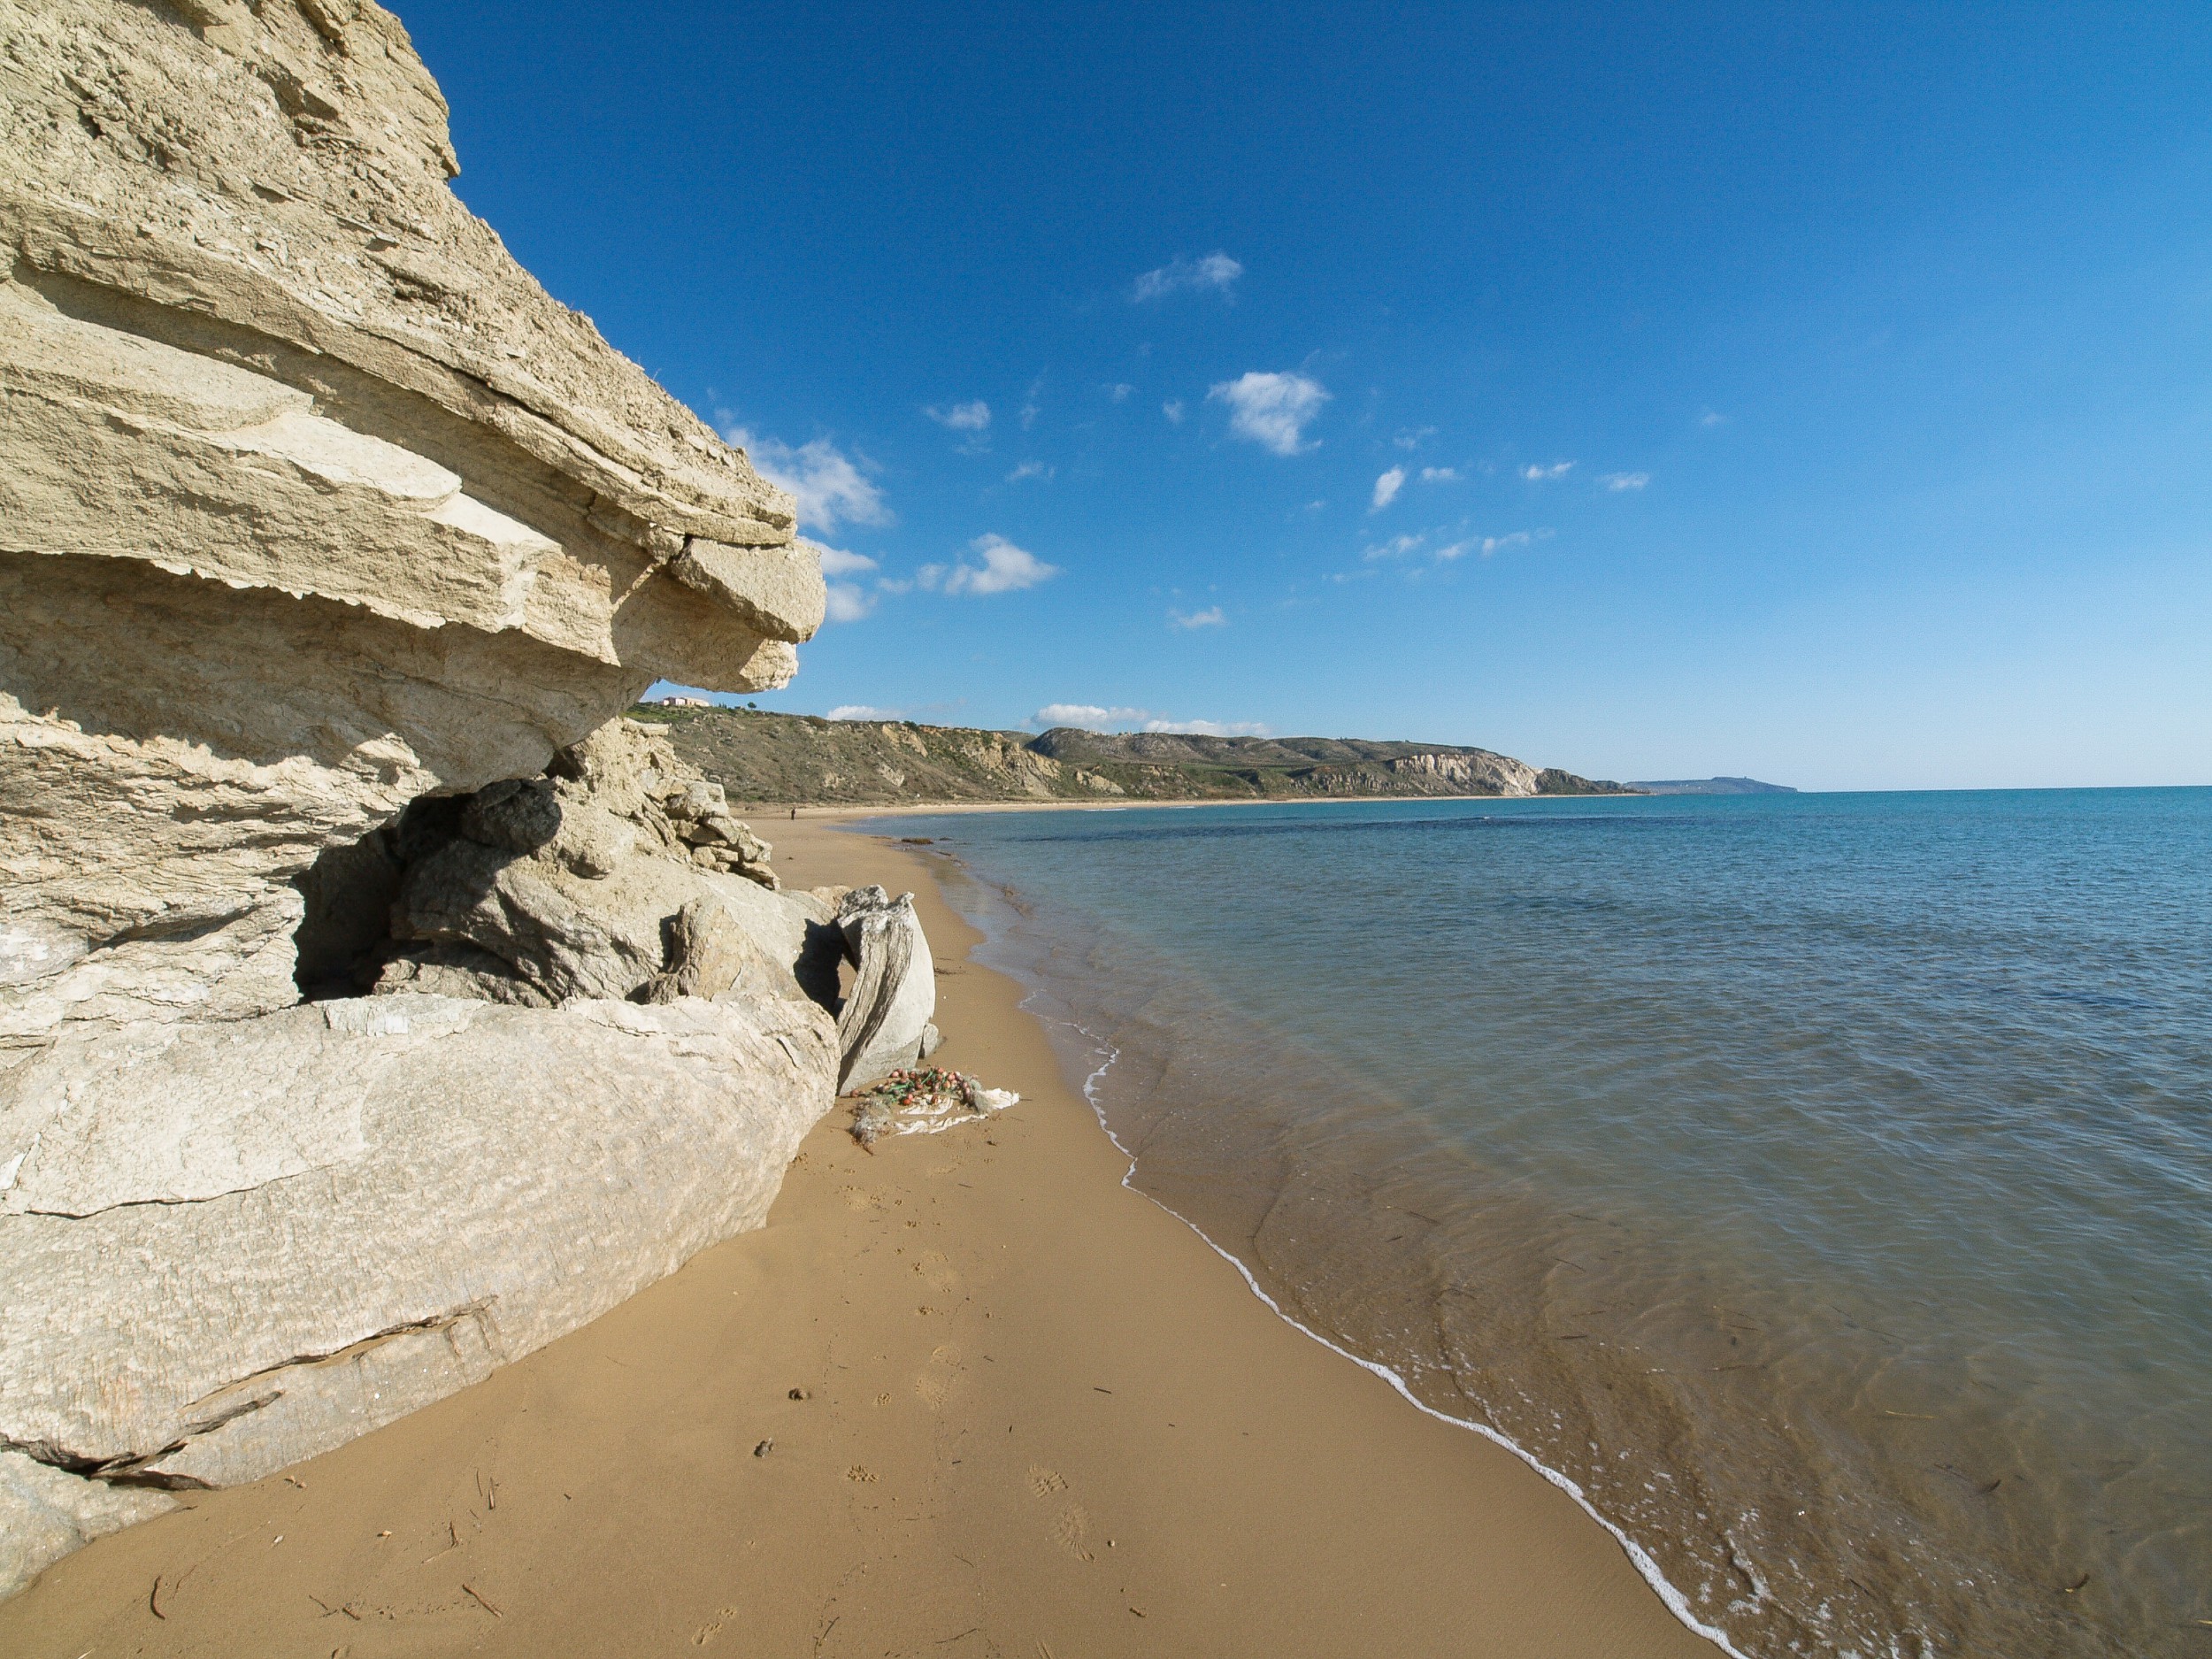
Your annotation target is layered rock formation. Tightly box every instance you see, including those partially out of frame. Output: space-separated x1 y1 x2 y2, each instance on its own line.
0 0 916 1601
0 0 826 1049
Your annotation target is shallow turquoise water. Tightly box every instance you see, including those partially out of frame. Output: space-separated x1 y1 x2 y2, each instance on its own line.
882 789 2212 1658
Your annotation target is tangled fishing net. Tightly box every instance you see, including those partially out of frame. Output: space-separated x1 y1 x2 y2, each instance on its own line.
847 1066 1020 1149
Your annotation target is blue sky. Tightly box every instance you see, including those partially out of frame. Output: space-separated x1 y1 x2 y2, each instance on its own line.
405 2 2212 789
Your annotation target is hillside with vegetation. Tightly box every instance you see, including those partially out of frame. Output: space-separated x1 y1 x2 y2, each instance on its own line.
638 707 1636 807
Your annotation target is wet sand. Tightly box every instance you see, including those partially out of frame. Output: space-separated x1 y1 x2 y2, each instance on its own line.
0 820 1713 1658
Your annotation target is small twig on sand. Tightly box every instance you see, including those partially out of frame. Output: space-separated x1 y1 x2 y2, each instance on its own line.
150 1573 167 1619
462 1581 504 1617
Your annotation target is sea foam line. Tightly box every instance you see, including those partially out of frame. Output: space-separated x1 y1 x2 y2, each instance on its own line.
1034 999 1753 1659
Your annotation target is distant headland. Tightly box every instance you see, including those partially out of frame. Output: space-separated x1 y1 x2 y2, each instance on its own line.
1628 776 1797 795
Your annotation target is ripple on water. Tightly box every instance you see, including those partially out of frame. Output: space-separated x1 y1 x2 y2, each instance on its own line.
887 787 2212 1659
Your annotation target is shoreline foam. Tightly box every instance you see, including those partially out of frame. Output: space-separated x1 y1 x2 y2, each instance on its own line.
1057 1011 1753 1659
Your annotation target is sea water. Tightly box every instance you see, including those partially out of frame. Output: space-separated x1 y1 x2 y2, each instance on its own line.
872 789 2212 1658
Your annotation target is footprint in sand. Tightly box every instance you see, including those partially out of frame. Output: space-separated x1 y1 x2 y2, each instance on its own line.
692 1605 739 1646
1050 1502 1094 1563
915 1343 961 1411
1025 1466 1091 1560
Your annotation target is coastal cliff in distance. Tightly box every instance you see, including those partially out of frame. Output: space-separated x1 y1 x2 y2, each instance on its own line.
647 706 1635 805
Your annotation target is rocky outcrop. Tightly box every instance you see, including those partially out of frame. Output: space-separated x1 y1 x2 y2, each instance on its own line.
1 0 827 1048
363 718 838 1009
0 0 875 1601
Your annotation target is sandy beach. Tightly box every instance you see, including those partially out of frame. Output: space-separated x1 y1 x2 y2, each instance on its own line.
0 820 1711 1658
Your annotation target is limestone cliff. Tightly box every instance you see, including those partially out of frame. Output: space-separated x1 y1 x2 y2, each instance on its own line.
0 0 902 1601
0 0 826 1048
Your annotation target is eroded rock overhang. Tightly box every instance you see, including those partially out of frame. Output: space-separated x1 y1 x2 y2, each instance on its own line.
0 0 827 1013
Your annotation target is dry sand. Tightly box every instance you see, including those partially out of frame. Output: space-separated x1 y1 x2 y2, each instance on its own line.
0 821 1715 1658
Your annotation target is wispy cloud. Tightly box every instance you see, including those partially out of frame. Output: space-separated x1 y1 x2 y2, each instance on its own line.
827 703 905 720
1420 465 1459 483
915 534 1060 596
1209 371 1330 456
1366 526 1550 565
1005 459 1054 483
1434 529 1549 561
1149 718 1270 737
1169 605 1227 630
925 400 992 432
1032 703 1150 730
1599 471 1650 492
1362 532 1425 562
1029 703 1267 737
1021 374 1045 431
1521 461 1575 481
1393 426 1437 450
1105 382 1134 403
1163 398 1187 425
1701 411 1728 427
721 426 889 533
816 545 879 578
1132 251 1243 302
1371 466 1406 511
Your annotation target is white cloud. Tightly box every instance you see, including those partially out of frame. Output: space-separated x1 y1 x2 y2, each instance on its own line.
1393 426 1437 450
810 545 881 624
1005 459 1054 483
1106 382 1134 403
1599 471 1650 492
916 533 1060 596
1169 605 1226 630
1362 532 1425 562
1163 398 1186 425
1701 411 1728 427
1209 371 1330 456
1145 718 1270 737
1420 466 1459 483
827 703 904 720
925 400 992 432
1032 703 1151 730
1132 251 1243 302
1521 461 1575 481
1371 466 1406 511
722 426 889 533
823 583 875 623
